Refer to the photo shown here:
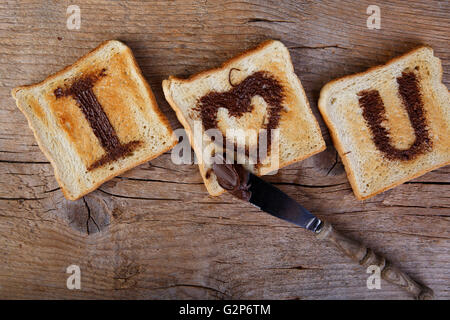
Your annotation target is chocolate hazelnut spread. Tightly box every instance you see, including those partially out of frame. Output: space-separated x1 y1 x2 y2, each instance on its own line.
54 69 141 170
358 71 431 161
197 71 284 163
212 160 251 201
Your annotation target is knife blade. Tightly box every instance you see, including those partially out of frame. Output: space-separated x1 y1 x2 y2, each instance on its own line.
247 173 322 232
212 162 434 300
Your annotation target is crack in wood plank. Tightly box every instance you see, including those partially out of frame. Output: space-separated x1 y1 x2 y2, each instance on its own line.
152 283 230 298
246 18 296 24
82 197 100 235
98 188 183 201
0 159 49 164
115 176 204 185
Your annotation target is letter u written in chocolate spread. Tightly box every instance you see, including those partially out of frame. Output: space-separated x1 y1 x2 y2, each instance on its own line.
54 69 141 170
358 71 431 161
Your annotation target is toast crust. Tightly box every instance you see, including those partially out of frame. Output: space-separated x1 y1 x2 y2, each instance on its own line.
12 40 177 200
319 45 437 95
319 45 449 200
163 40 325 196
165 40 281 84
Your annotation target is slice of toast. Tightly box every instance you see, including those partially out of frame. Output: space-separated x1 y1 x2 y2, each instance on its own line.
12 40 177 200
163 40 326 196
319 46 450 200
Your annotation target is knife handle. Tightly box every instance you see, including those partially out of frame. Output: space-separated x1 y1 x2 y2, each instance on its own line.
316 221 434 300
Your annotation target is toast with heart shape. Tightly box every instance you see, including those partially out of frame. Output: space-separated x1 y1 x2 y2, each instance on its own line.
163 40 326 196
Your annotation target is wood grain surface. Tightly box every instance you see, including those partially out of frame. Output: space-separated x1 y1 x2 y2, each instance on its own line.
0 0 449 299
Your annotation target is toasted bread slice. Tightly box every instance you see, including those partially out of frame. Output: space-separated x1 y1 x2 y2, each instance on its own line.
12 40 177 200
319 46 450 200
163 40 326 196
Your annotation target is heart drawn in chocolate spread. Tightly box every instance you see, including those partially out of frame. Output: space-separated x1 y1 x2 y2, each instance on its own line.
196 70 285 162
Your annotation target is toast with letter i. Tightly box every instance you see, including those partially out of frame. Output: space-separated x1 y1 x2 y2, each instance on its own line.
12 40 177 200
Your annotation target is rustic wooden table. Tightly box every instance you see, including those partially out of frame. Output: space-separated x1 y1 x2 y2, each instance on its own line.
0 0 448 299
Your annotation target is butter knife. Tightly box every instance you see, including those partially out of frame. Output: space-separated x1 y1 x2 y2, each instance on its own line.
213 162 434 300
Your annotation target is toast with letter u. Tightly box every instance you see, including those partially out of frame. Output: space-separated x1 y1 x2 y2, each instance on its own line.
319 47 450 200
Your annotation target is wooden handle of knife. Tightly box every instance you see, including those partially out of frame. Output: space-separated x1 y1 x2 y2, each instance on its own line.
316 221 434 300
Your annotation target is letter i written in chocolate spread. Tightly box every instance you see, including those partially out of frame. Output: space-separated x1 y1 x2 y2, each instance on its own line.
54 69 141 170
